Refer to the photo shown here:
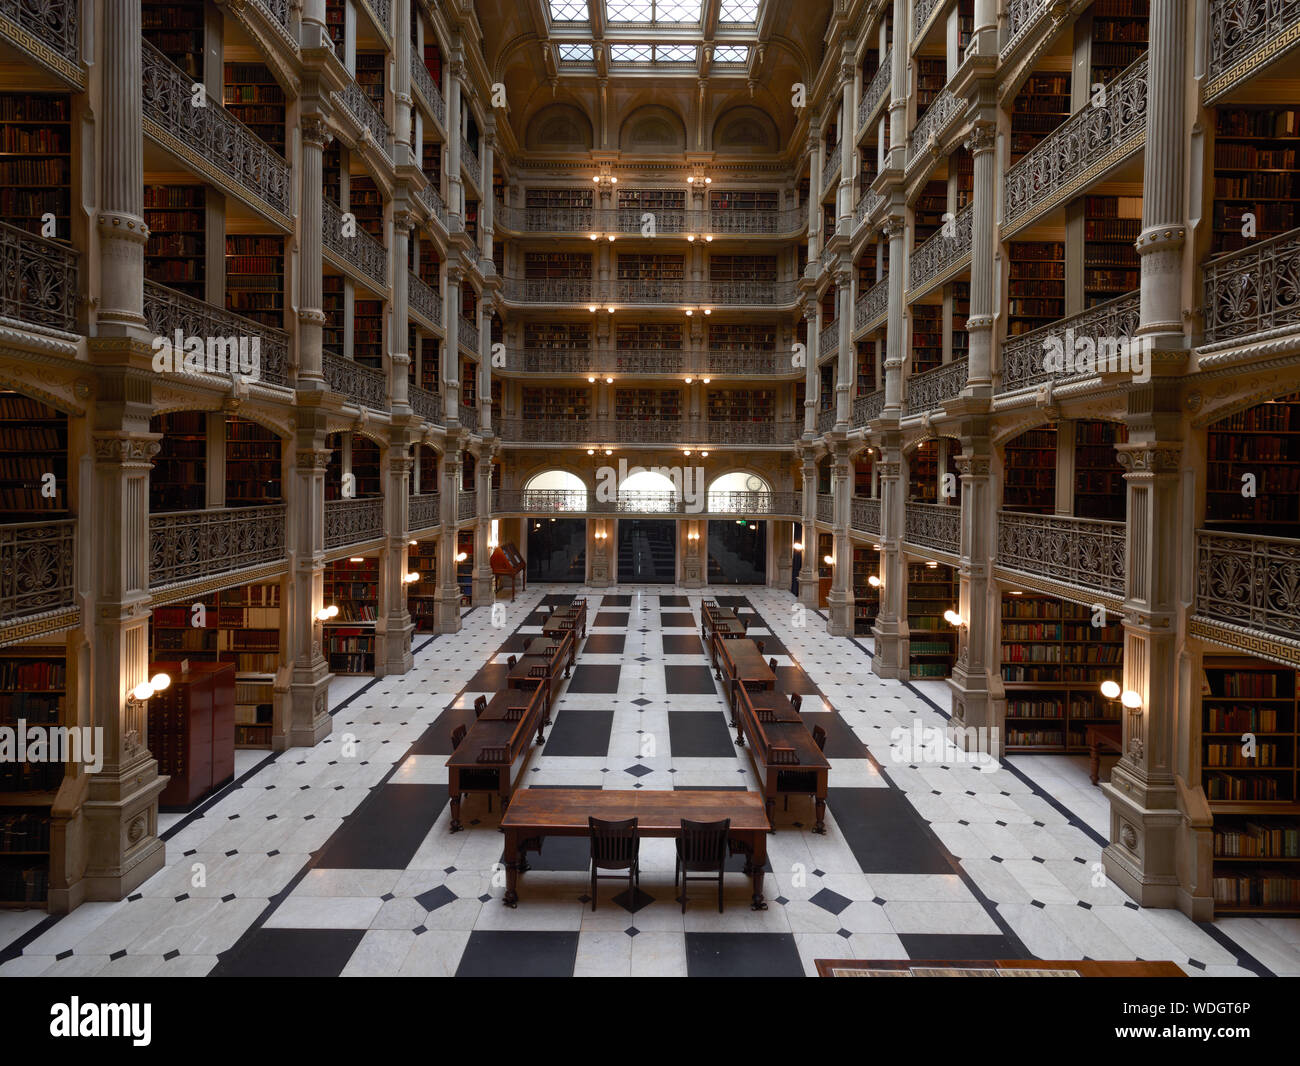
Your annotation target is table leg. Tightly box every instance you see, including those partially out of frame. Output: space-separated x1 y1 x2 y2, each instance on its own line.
503 829 520 907
813 793 827 835
1089 741 1101 786
449 785 463 833
748 832 768 910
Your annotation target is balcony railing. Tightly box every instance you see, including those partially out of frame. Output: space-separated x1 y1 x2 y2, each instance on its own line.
707 206 805 235
501 276 795 306
997 511 1126 597
854 389 886 425
460 404 480 432
851 497 881 535
508 347 794 376
492 488 801 516
462 137 481 184
322 350 388 410
361 0 391 32
408 273 441 327
998 291 1140 394
908 203 972 295
336 81 390 152
150 505 286 588
494 203 804 236
142 41 291 221
816 407 837 434
1002 0 1052 56
905 502 961 553
411 57 446 129
325 497 383 548
253 0 290 31
855 277 888 330
1195 529 1300 645
419 182 448 229
496 419 801 446
907 357 967 415
708 279 795 305
457 490 477 521
502 277 594 303
1202 226 1300 345
816 493 834 523
0 519 75 623
323 198 388 291
913 0 943 39
0 220 79 332
859 62 890 129
144 280 289 388
909 89 965 165
459 316 480 354
409 492 440 531
0 0 78 67
1207 0 1300 100
819 318 840 358
822 141 841 195
1004 56 1147 233
408 384 444 426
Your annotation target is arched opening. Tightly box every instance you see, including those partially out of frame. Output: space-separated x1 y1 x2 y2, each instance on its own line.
523 468 588 510
706 472 769 584
618 469 679 510
705 470 769 512
523 470 588 583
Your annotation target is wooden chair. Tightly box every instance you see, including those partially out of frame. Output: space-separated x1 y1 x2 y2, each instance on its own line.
675 817 731 914
450 724 467 750
813 724 827 751
474 695 487 718
769 657 778 674
755 639 765 653
790 693 802 712
587 816 640 911
507 655 517 670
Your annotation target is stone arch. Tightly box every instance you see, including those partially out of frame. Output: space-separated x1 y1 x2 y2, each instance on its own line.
706 469 771 512
521 467 589 509
619 104 687 153
524 103 594 152
711 105 779 154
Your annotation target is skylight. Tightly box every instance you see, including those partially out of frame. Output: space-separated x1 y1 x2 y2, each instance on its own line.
549 0 589 21
609 43 701 63
657 44 697 63
605 0 701 24
718 0 759 22
610 43 653 62
712 44 750 64
558 43 595 62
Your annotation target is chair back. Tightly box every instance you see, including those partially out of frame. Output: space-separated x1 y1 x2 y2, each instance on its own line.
529 663 548 678
812 724 828 751
757 708 775 723
450 724 467 749
474 695 487 718
769 657 778 673
504 705 525 722
507 654 517 670
789 693 802 712
478 745 509 763
588 816 639 868
771 745 799 765
678 818 730 869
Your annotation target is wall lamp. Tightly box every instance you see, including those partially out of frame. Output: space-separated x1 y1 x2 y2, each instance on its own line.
129 673 172 705
316 605 340 622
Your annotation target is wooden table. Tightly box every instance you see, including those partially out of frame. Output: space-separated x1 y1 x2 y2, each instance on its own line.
746 689 803 723
713 635 775 708
498 788 772 909
701 603 740 642
1085 722 1123 785
446 683 548 831
523 631 575 677
814 958 1186 978
734 683 828 832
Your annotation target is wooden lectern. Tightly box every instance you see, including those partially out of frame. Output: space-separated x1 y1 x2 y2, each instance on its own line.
491 542 527 600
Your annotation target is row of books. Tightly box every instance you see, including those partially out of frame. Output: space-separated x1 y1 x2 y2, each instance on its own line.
0 760 63 792
0 95 68 122
1214 144 1298 169
0 866 47 904
0 660 65 691
1213 822 1300 859
1003 665 1122 683
1204 744 1284 768
1205 706 1285 732
1205 773 1285 801
1213 874 1300 908
0 812 51 853
1214 174 1298 198
1216 107 1300 138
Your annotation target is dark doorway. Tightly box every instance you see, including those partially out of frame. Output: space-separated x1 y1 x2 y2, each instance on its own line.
617 519 676 583
708 519 767 585
527 518 586 582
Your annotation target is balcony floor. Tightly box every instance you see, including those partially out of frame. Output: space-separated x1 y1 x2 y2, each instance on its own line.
0 585 1290 977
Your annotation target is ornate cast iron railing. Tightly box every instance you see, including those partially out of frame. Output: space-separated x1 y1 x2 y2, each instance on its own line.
913 0 943 39
905 502 961 553
908 203 972 294
336 81 390 151
1002 0 1052 56
1195 530 1300 645
853 388 886 425
0 220 78 332
997 511 1127 596
816 493 834 523
509 347 791 376
907 357 968 415
322 350 388 410
822 141 842 195
495 203 803 236
462 137 481 184
1004 56 1147 232
0 519 75 621
501 276 594 303
851 497 881 534
408 384 444 425
323 198 388 290
457 490 477 521
324 497 383 548
909 89 964 164
459 404 480 432
142 42 292 220
819 318 840 358
816 407 837 434
855 277 888 330
149 506 286 587
859 62 890 128
409 492 440 531
411 55 446 128
1207 0 1300 99
459 316 479 354
254 0 290 30
420 182 448 228
998 291 1140 393
0 0 78 66
408 273 441 327
1202 225 1300 344
144 280 289 387
361 0 391 33
490 489 802 517
495 418 801 446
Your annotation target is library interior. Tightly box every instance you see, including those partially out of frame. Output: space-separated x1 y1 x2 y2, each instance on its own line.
0 0 1298 984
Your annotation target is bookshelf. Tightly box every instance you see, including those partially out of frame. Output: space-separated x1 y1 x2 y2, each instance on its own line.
950 281 970 362
421 338 440 392
1202 655 1300 913
1002 427 1057 514
525 188 593 210
322 142 341 210
524 251 592 281
909 439 940 502
709 255 777 283
226 416 282 508
325 433 381 501
1090 0 1149 86
461 360 476 411
143 0 204 78
322 273 344 356
521 386 591 421
858 246 878 289
223 62 286 156
910 304 943 376
1010 72 1070 162
852 546 880 636
0 646 67 907
617 254 684 282
355 52 385 112
907 562 957 679
407 540 439 631
0 393 68 520
915 57 947 121
1084 195 1141 306
326 0 345 53
149 411 207 513
349 174 384 241
1000 594 1124 751
705 389 775 422
707 323 777 353
617 323 682 350
710 190 779 214
324 558 377 674
526 323 591 350
1205 394 1300 532
1212 106 1300 255
857 341 877 394
617 189 686 213
418 241 440 287
915 178 949 245
615 388 682 421
353 298 384 369
144 185 206 300
0 93 72 240
226 235 285 329
1007 241 1065 337
1073 420 1128 521
422 137 442 191
457 529 474 601
953 152 974 210
424 43 442 90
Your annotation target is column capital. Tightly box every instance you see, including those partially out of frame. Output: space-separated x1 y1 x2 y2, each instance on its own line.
302 116 333 149
92 433 161 468
393 208 417 232
1115 442 1182 475
295 447 332 471
964 123 996 156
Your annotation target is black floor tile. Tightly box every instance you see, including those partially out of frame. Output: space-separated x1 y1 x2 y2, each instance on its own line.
583 633 626 655
684 932 803 977
409 706 477 755
659 595 691 607
662 634 706 656
314 785 448 869
775 665 821 695
212 928 365 977
499 835 592 872
456 931 580 977
716 596 752 609
801 712 868 758
496 633 532 653
827 788 953 874
897 933 1030 961
566 664 622 693
668 711 736 758
664 664 719 695
543 710 615 757
593 611 629 628
660 612 696 628
466 663 509 691
752 634 787 656
539 594 577 607
601 595 633 606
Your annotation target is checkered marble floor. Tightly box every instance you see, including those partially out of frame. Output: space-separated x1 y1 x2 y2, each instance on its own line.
1 584 1293 977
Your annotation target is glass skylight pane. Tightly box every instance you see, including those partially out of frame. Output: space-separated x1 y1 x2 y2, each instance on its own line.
656 44 696 63
655 0 700 22
611 43 653 62
606 0 652 21
713 44 749 63
558 43 594 61
549 0 589 21
718 0 758 22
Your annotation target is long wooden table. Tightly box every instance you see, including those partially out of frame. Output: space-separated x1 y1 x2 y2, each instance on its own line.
543 597 588 640
498 788 772 909
735 682 829 833
523 633 575 677
446 682 548 832
712 634 776 710
701 602 744 642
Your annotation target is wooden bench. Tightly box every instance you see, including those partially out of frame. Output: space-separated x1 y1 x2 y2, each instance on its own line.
734 682 828 833
447 681 548 832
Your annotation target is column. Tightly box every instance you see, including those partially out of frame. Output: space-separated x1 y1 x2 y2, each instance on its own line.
838 56 856 234
826 442 854 635
286 423 333 747
806 129 822 264
447 55 464 220
477 297 491 433
970 0 998 55
682 520 704 588
481 123 495 265
472 450 494 605
797 449 819 607
434 447 463 632
964 121 996 393
871 431 907 678
298 115 331 388
390 209 414 413
444 266 462 423
377 441 415 676
882 216 906 417
835 267 854 426
392 0 413 166
803 306 819 436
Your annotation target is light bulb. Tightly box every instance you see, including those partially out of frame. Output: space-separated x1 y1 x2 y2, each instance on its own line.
823 555 834 566
1100 680 1121 700
590 233 600 241
588 376 597 382
150 673 171 693
683 449 692 456
604 448 612 455
868 575 881 588
704 177 712 184
404 571 419 583
701 451 708 457
684 376 693 383
606 307 615 314
131 682 155 702
607 234 615 241
609 177 617 184
793 542 804 551
327 605 339 618
705 235 713 242
943 609 964 627
687 234 696 242
588 305 598 313
456 552 468 562
702 377 711 383
1121 689 1143 710
350 556 364 563
605 376 614 384
587 448 595 455
687 176 694 184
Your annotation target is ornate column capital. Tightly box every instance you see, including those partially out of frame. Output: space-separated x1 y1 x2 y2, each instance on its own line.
295 447 332 471
388 454 415 475
393 208 417 232
302 116 333 149
881 216 906 241
964 123 996 156
93 434 161 469
1115 443 1182 475
954 454 991 478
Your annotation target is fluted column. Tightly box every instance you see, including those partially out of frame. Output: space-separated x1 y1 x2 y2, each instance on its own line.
970 0 998 54
472 451 494 605
377 446 415 676
889 0 908 163
964 122 996 393
807 129 822 263
838 56 855 233
872 434 907 678
390 208 413 413
481 125 495 264
393 0 413 166
447 56 464 219
826 443 854 635
835 267 854 426
798 451 819 607
477 298 491 432
298 115 332 387
882 216 906 416
434 448 463 632
803 306 819 436
287 428 333 748
444 266 462 423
